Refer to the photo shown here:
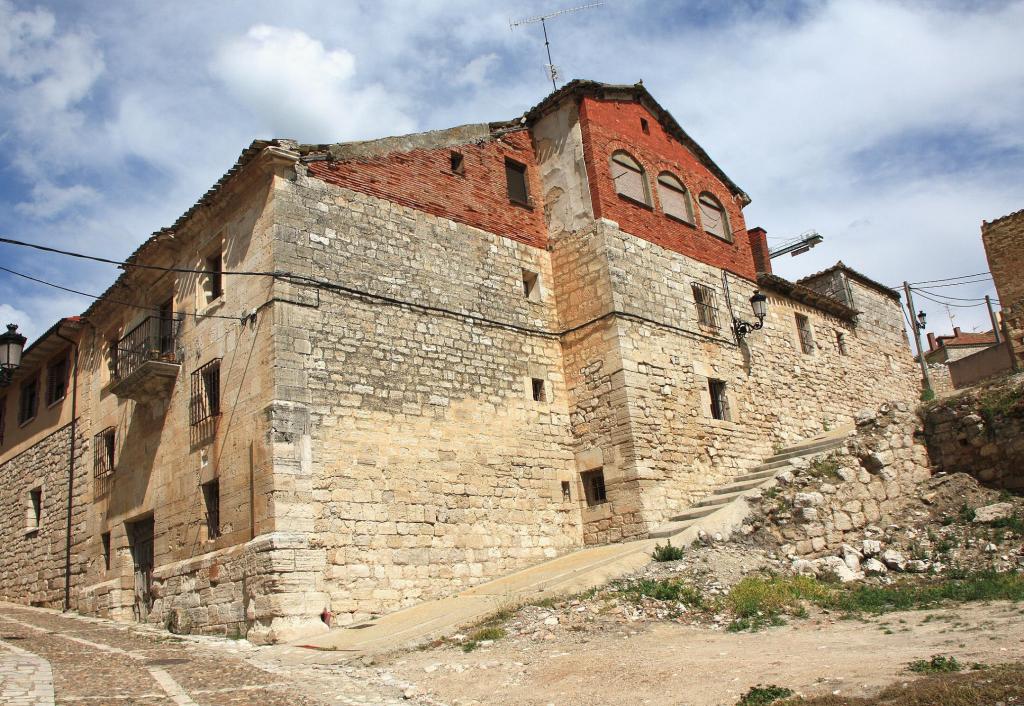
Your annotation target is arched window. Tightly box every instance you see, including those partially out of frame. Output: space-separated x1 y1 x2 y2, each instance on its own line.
657 172 693 224
698 192 730 241
609 151 650 206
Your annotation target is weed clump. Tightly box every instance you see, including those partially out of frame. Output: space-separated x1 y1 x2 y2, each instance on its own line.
616 578 704 607
652 540 685 562
807 454 842 480
736 684 793 705
726 575 828 631
462 626 507 652
908 655 962 673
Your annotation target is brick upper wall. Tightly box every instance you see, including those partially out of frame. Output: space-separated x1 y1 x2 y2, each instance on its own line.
577 96 757 280
305 129 549 250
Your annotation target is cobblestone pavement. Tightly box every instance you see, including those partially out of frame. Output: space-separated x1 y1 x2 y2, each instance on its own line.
0 603 432 706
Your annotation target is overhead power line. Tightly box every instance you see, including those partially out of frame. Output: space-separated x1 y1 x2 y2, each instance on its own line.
913 289 990 309
913 287 999 304
908 271 992 286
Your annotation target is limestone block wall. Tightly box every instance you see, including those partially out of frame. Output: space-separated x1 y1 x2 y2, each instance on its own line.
270 169 582 623
982 210 1024 366
0 424 89 608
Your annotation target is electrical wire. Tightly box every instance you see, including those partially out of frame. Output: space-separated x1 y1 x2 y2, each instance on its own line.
908 271 992 286
905 277 993 290
913 287 1000 304
913 289 990 309
0 266 248 321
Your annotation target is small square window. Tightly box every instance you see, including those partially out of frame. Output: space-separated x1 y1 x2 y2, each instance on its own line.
795 314 814 354
581 469 607 506
101 532 111 572
522 269 540 301
450 151 465 175
505 158 529 206
28 487 42 531
640 117 650 134
202 479 221 540
708 379 730 421
836 331 848 356
531 378 547 402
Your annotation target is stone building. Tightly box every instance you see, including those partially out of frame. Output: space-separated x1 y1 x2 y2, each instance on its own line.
0 80 919 642
982 209 1024 367
925 327 998 365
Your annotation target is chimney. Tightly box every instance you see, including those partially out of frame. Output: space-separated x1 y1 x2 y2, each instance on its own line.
927 332 937 350
953 326 961 337
747 227 772 274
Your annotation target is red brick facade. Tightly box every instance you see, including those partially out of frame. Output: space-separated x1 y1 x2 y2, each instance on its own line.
577 96 757 281
306 129 549 250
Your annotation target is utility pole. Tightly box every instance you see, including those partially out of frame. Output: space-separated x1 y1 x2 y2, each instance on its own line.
986 295 1001 344
904 282 933 395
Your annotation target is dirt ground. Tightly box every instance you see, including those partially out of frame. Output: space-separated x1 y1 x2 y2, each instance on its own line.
386 602 1024 706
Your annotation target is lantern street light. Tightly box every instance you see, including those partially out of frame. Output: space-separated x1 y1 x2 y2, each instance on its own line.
733 291 768 341
0 324 27 387
915 310 927 331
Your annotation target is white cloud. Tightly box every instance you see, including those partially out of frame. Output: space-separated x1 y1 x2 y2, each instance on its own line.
210 25 416 142
15 180 99 219
455 53 499 87
0 304 35 346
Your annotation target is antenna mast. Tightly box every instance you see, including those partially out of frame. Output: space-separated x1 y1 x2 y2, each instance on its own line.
510 3 603 90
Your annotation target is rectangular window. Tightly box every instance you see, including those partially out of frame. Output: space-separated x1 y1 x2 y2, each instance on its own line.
450 151 464 175
640 117 650 134
101 532 111 572
692 283 720 330
581 469 607 506
93 427 116 476
158 299 175 356
46 353 69 406
0 398 5 447
522 269 540 301
836 331 848 356
107 338 119 379
202 479 221 540
505 158 529 205
796 314 814 354
531 378 547 402
204 250 223 303
190 359 222 425
18 376 38 425
709 379 730 421
561 481 571 501
29 487 42 531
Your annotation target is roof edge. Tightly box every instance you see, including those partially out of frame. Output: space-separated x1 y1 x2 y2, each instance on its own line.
797 261 901 302
758 272 860 321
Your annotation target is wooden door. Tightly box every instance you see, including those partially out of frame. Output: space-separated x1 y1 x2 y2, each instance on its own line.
128 518 154 622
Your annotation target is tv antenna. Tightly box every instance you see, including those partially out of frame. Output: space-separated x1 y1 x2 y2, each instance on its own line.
510 3 603 90
768 230 823 259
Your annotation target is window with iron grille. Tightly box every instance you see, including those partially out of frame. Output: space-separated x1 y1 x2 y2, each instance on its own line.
46 353 69 406
692 283 720 330
796 314 815 354
581 469 607 506
708 379 730 421
190 359 222 425
505 158 529 205
19 376 38 425
93 428 116 476
202 479 221 540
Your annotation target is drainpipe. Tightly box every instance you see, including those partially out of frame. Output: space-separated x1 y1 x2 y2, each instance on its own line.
55 326 79 613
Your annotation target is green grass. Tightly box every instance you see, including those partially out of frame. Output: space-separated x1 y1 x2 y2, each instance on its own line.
737 685 794 705
726 575 830 631
461 626 507 652
908 655 962 674
989 514 1024 534
651 540 685 562
818 571 1024 614
616 578 705 606
807 454 842 480
958 503 977 523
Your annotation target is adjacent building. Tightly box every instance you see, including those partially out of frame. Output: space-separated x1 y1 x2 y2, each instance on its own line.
0 80 919 642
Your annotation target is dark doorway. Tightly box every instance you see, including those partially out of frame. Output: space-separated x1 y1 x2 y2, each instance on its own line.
127 517 155 622
158 299 174 357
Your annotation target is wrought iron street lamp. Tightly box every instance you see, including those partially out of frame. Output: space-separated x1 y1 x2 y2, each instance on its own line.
915 310 927 331
0 323 27 386
733 291 768 341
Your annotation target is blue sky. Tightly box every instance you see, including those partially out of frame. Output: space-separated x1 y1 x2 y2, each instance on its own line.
1 0 1022 344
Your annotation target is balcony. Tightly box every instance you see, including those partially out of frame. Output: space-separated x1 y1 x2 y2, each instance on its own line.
109 316 181 403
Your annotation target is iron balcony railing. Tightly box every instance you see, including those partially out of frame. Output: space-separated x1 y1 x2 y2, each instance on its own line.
114 316 181 381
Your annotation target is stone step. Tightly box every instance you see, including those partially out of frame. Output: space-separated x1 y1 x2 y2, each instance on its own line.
763 437 847 464
694 488 749 507
733 467 787 483
648 519 695 539
712 476 772 495
667 505 720 522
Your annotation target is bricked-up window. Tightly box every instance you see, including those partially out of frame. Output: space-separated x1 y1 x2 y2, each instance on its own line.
190 359 222 425
836 331 848 356
581 469 607 506
202 250 223 304
450 150 465 175
610 151 651 206
692 283 720 330
698 192 731 241
19 376 38 425
709 379 730 421
657 173 694 224
101 532 111 571
28 487 42 531
93 427 116 476
202 479 221 540
796 314 814 354
45 352 69 406
505 158 529 205
531 378 547 402
522 268 540 301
